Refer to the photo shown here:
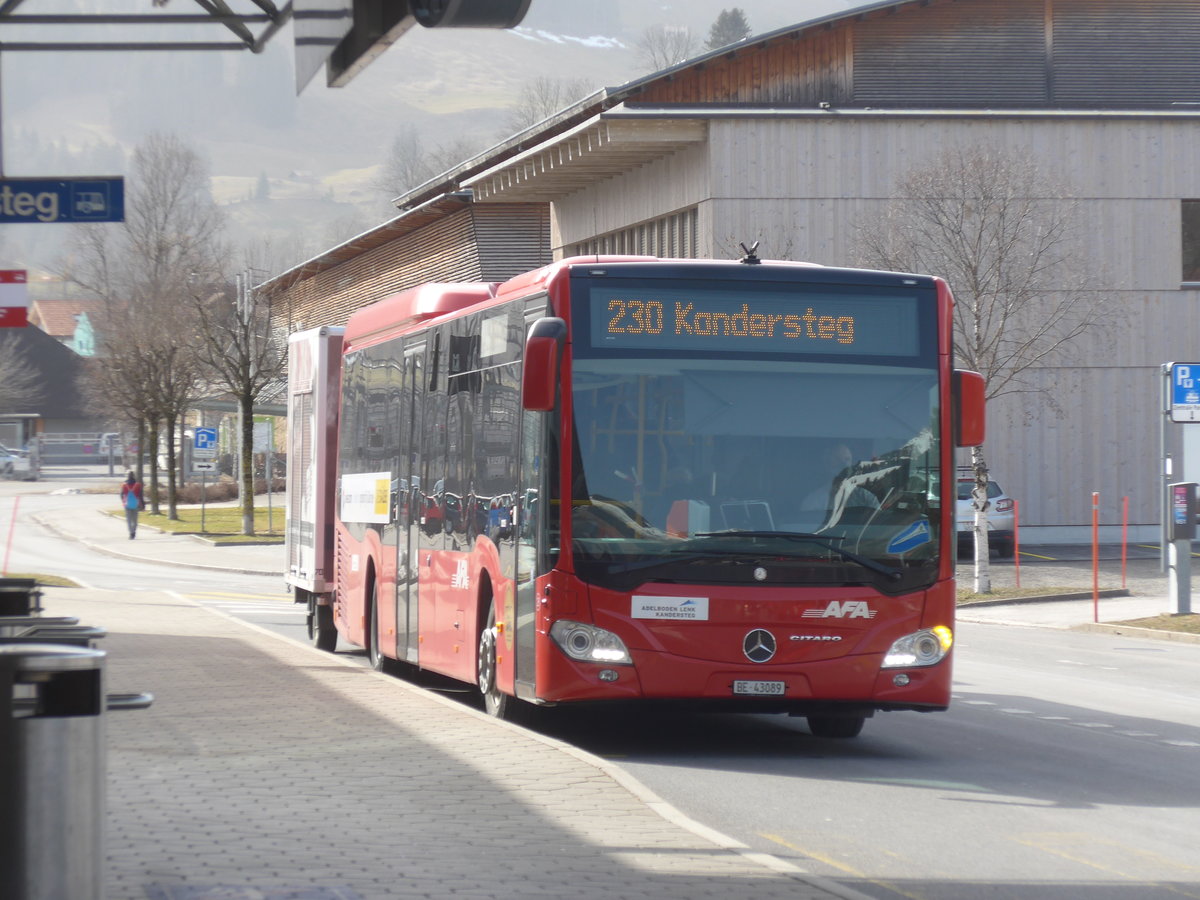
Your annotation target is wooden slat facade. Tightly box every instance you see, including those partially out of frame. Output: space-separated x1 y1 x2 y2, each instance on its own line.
635 22 854 106
278 203 550 332
1052 0 1200 105
854 1 1048 105
627 0 1200 110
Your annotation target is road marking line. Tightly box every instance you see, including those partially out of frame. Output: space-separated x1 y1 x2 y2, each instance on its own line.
211 606 304 615
759 833 926 900
1012 835 1136 880
760 833 863 877
1016 833 1200 882
190 591 290 601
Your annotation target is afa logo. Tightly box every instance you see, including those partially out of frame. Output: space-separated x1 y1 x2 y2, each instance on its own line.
802 600 876 619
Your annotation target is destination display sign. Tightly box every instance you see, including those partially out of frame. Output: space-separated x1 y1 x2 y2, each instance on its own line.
587 285 923 357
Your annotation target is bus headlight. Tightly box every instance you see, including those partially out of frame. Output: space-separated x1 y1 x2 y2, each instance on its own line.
882 625 953 668
550 620 633 665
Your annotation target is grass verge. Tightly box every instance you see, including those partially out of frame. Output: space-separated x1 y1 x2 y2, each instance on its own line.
2 572 80 588
1107 613 1200 634
957 586 1087 603
114 507 284 543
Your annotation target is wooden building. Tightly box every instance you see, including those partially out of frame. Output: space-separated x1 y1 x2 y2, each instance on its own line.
263 0 1200 541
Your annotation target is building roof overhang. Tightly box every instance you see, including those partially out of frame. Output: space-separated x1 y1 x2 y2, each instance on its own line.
463 110 707 203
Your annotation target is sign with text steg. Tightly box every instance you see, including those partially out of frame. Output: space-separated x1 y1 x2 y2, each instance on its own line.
0 177 124 224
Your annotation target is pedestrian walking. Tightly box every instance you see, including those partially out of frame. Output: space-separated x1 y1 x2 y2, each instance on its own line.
121 471 143 539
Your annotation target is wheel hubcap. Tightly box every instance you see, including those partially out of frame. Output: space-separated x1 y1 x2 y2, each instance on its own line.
479 627 496 693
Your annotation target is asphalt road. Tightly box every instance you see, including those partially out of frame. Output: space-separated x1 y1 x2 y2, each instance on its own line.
526 622 1200 900
3 484 306 642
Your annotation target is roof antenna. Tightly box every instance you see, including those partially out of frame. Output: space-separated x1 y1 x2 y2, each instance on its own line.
739 241 761 265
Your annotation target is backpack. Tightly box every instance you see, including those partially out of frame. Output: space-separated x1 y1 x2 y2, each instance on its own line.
125 487 139 510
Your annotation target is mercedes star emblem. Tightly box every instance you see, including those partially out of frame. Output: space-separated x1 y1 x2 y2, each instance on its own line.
743 628 777 663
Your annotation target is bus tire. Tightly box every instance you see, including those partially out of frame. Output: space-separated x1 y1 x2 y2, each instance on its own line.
308 600 337 653
368 580 388 673
477 601 511 718
807 715 865 739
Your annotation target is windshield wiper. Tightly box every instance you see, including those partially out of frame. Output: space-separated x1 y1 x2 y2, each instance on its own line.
695 530 902 581
603 546 770 576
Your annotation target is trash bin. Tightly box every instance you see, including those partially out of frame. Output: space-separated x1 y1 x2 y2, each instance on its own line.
0 644 106 900
0 578 43 616
0 616 80 639
0 624 107 647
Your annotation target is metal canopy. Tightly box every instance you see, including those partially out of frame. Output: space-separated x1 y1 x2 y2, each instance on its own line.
0 0 290 53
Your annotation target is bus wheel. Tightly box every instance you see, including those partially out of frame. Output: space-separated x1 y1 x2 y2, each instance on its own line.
477 602 511 718
807 715 865 739
368 582 387 673
308 600 337 653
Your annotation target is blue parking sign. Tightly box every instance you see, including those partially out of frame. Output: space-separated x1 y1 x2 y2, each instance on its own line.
194 427 218 455
1170 363 1200 422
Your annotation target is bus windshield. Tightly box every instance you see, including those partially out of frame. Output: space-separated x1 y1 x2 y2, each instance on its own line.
568 275 942 593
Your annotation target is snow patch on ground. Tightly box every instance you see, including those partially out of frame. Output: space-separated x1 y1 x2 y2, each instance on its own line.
510 27 627 50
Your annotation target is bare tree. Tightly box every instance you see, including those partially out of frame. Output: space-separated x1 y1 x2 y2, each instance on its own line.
63 133 225 517
855 144 1108 592
377 125 488 199
81 297 170 507
500 76 595 136
191 272 286 535
0 332 43 411
635 24 699 72
706 8 752 50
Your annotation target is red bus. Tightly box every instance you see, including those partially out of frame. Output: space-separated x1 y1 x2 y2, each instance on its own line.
286 255 985 737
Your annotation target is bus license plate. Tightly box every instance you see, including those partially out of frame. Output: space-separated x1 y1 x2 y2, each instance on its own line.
733 680 785 696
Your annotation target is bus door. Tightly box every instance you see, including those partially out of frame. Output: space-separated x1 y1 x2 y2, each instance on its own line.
395 340 424 664
515 301 554 698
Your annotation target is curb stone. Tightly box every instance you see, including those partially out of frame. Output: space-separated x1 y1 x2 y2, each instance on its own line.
958 588 1130 608
1074 621 1200 643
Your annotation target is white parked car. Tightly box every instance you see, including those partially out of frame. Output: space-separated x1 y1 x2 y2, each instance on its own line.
956 476 1015 558
0 446 31 480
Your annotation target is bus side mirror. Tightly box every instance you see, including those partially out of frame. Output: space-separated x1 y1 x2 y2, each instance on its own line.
522 317 567 412
954 369 986 447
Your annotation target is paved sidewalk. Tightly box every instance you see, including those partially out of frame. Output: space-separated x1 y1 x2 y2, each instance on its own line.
956 591 1191 632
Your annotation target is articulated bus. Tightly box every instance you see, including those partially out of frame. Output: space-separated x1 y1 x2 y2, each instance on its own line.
286 255 985 737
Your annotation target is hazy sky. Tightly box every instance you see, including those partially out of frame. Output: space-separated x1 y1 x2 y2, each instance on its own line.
1 0 857 174
0 0 858 274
